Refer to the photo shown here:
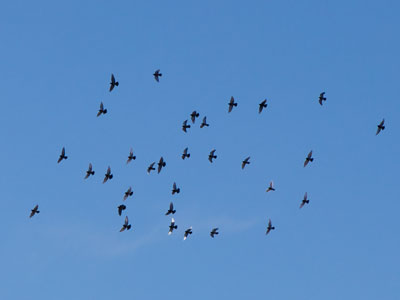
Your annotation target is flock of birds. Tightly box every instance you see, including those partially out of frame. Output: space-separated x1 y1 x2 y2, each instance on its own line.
29 72 387 240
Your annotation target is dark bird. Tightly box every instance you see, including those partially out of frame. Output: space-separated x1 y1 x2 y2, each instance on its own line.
228 96 238 113
304 151 314 167
266 181 275 192
182 120 191 133
153 69 162 82
118 204 126 216
242 156 250 169
172 182 180 195
259 99 267 113
210 228 219 238
376 119 385 135
182 147 190 160
208 149 217 163
318 92 326 105
97 102 107 117
266 219 275 235
120 216 132 232
109 73 119 92
190 111 200 123
30 205 40 218
157 157 166 174
123 186 133 201
300 192 310 209
103 166 113 183
183 227 193 240
127 148 136 164
84 163 95 179
168 218 178 235
57 147 67 163
165 202 176 215
147 162 156 174
200 116 209 128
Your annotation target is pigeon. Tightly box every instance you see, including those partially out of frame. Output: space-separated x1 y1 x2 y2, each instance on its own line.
376 119 385 135
57 147 67 163
157 157 166 174
127 148 136 164
200 116 209 128
183 227 193 240
84 163 95 179
29 205 40 218
210 228 219 238
266 219 275 235
97 102 107 117
318 92 326 105
123 186 133 201
182 147 190 160
242 156 250 169
103 166 113 183
182 120 191 133
168 218 178 235
228 96 238 113
165 202 176 215
120 216 132 232
304 151 314 167
208 149 217 163
266 181 275 192
190 111 200 123
300 192 310 209
259 99 267 113
172 182 180 195
153 69 162 82
118 204 126 216
109 73 119 92
147 162 156 174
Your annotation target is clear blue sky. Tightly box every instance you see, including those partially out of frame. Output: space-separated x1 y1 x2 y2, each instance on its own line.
0 1 399 299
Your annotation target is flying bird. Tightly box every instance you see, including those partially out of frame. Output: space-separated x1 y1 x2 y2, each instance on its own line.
118 204 126 216
259 99 267 113
127 148 136 164
208 149 217 163
210 228 219 238
300 192 310 209
157 157 166 174
153 69 162 82
123 187 133 201
190 111 199 123
103 166 113 183
165 202 176 215
228 96 238 113
97 102 107 117
120 216 132 232
109 73 119 92
172 182 180 195
200 116 209 128
147 162 156 174
376 119 385 135
182 147 190 160
266 219 275 235
304 151 314 167
318 92 326 105
183 227 193 240
182 120 191 133
84 163 95 179
168 218 178 235
242 156 250 169
57 147 67 163
266 181 275 192
29 205 40 218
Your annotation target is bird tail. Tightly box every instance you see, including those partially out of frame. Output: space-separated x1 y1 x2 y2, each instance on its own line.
306 200 309 203
234 103 237 106
172 210 176 214
196 113 199 117
187 154 190 158
177 188 180 193
37 211 40 214
163 162 166 167
115 82 119 86
127 225 131 230
133 156 136 160
104 109 107 114
310 158 314 162
382 126 385 130
109 174 113 179
65 156 68 159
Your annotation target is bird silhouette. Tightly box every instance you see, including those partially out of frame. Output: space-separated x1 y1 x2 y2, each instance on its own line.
84 163 95 179
118 204 126 216
228 96 238 113
300 192 310 209
127 148 136 164
242 156 250 169
190 111 200 123
157 157 166 174
57 147 67 163
168 218 178 235
259 99 267 113
200 116 209 128
266 181 275 192
165 202 176 215
120 216 132 232
172 182 180 195
182 147 190 160
30 205 40 218
182 120 191 133
103 166 113 183
208 149 217 163
153 69 162 82
109 73 119 92
266 219 275 235
97 102 107 117
376 119 385 135
183 227 193 240
318 92 326 105
304 151 314 167
123 187 133 201
147 162 156 174
210 228 219 238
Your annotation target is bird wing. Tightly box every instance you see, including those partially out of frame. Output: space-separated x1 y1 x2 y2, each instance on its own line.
308 151 313 158
107 166 111 175
380 119 385 126
304 192 307 200
111 74 115 84
100 102 104 110
88 163 92 171
169 202 174 210
61 147 65 156
125 216 129 225
173 182 177 189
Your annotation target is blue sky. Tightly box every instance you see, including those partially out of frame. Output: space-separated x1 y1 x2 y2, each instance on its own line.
0 1 399 299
